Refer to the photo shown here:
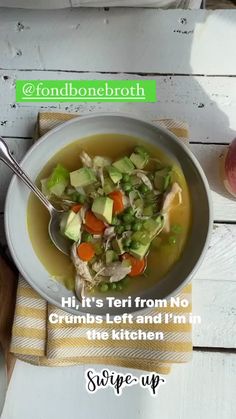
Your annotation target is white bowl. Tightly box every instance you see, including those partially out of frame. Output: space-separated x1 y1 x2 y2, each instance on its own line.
5 113 212 315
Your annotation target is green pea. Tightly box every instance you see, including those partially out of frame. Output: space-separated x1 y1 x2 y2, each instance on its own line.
82 232 93 242
116 283 123 291
132 222 142 232
71 192 79 202
100 283 109 292
171 224 182 234
115 225 124 235
111 216 119 225
168 236 177 245
123 183 132 192
130 240 141 250
123 237 132 248
110 283 117 290
77 194 86 204
125 207 135 215
139 184 149 194
123 213 134 223
122 174 130 182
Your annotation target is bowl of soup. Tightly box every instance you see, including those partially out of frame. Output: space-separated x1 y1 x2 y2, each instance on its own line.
5 113 212 315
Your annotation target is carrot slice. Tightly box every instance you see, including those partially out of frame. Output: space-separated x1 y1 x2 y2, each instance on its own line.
85 211 106 234
122 253 146 277
109 190 124 214
71 204 83 213
77 242 95 261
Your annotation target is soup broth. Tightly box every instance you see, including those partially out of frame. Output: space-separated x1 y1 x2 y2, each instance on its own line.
27 134 191 295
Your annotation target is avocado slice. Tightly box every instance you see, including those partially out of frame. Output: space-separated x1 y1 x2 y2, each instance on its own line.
130 152 148 169
92 197 113 224
103 177 116 194
143 205 154 217
41 178 50 197
107 166 123 184
143 215 164 239
129 242 150 260
70 167 96 188
112 157 135 174
61 210 81 242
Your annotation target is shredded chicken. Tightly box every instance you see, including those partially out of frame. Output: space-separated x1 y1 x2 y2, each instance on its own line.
79 204 88 224
97 167 105 187
104 226 115 238
80 151 93 168
92 260 104 273
136 172 153 190
100 262 131 283
71 243 94 298
162 182 182 212
103 227 116 250
93 156 112 168
161 182 182 232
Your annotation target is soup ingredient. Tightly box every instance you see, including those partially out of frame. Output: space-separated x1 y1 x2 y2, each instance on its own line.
77 242 95 261
47 164 69 197
161 182 182 232
71 204 83 213
107 166 123 184
106 250 119 264
40 142 186 296
129 242 150 260
61 210 81 242
154 167 172 192
113 157 135 174
85 211 106 234
223 138 236 197
108 190 124 214
70 167 96 188
130 151 149 169
92 197 113 224
122 253 146 277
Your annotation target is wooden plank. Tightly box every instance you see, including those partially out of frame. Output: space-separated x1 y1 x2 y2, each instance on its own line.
0 9 236 74
1 71 236 142
0 140 235 221
0 0 203 8
192 278 236 348
2 352 236 419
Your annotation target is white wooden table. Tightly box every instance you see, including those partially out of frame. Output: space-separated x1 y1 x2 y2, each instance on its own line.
0 7 236 419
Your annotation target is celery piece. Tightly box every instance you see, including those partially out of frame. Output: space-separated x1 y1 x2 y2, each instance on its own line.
47 164 69 197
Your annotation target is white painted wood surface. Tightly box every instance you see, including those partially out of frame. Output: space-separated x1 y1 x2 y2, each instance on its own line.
0 9 236 74
1 71 236 143
0 7 236 419
2 352 236 419
0 0 202 9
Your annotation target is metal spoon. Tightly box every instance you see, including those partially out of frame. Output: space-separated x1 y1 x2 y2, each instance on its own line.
0 137 70 255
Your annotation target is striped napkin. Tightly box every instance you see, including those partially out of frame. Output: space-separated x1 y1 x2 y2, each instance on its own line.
10 112 192 374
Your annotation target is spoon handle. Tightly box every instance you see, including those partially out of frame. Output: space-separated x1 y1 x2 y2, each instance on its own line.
0 137 55 214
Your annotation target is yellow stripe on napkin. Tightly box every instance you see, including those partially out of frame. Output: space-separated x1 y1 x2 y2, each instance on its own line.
11 112 192 374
